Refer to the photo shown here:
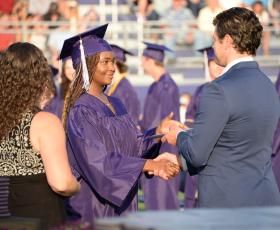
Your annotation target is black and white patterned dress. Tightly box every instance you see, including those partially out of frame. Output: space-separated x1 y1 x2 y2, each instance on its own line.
0 108 66 229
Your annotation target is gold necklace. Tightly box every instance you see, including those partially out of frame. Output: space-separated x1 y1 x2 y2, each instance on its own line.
97 94 111 106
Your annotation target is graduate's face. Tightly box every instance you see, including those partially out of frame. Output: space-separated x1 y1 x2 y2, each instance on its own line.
92 51 116 86
63 59 75 81
141 56 151 74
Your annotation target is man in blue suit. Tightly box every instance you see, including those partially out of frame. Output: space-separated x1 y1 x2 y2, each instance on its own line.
160 7 280 208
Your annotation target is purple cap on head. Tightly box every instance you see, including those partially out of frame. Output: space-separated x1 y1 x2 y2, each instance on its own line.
110 44 134 62
142 41 172 62
197 46 215 61
58 24 112 68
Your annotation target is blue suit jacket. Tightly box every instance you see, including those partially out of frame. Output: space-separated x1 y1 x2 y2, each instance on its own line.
177 61 280 208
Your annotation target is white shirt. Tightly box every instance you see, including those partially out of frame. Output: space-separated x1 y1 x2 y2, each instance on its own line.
221 56 254 75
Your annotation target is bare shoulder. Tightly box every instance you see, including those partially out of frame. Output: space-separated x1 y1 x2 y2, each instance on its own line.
32 111 63 130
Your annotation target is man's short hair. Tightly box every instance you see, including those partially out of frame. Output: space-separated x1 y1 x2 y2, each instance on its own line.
213 7 263 55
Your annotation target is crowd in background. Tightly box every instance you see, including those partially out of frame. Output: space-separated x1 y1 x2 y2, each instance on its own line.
0 0 280 63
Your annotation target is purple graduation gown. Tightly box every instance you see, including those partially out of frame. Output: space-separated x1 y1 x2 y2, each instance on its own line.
272 70 280 191
66 93 160 222
44 95 64 119
140 73 180 210
184 84 205 208
110 78 141 125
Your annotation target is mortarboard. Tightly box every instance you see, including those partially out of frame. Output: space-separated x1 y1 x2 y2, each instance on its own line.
197 46 215 81
142 41 172 63
58 24 112 66
58 24 112 91
197 46 215 61
110 44 134 63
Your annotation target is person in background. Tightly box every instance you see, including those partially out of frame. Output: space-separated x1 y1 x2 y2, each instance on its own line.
60 24 181 223
45 58 75 119
251 0 271 55
140 41 181 210
161 7 280 208
107 44 141 125
0 42 80 229
184 46 223 208
272 70 280 191
179 92 192 124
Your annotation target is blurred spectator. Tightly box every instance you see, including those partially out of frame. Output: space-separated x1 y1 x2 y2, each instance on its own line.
218 0 243 9
12 0 28 21
194 0 223 50
271 0 280 37
47 21 74 69
179 92 192 123
43 2 64 30
162 0 195 60
27 14 48 52
68 2 79 32
28 0 52 15
251 1 271 55
0 0 14 14
130 0 160 20
79 8 99 31
186 0 205 17
153 0 172 16
0 13 16 50
242 0 269 7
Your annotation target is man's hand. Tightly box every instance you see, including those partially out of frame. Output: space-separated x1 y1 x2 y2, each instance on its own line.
156 112 187 135
161 124 186 146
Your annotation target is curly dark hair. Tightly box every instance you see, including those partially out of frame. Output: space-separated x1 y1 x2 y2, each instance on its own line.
213 7 263 55
0 42 54 140
62 54 100 128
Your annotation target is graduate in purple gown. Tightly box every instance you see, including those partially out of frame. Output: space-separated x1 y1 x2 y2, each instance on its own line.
272 70 280 191
107 44 140 124
59 24 181 223
184 47 223 208
44 59 75 119
139 42 181 210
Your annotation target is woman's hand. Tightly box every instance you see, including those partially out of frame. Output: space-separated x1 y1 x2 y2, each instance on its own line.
143 158 180 180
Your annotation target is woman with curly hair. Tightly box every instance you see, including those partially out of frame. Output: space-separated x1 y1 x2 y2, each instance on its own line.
0 42 80 229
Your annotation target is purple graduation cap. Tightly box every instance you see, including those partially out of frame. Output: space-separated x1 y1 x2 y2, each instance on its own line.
197 46 215 81
142 41 172 63
110 44 134 63
58 24 112 91
197 46 215 61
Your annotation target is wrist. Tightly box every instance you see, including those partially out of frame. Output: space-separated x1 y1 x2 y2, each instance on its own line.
143 159 155 172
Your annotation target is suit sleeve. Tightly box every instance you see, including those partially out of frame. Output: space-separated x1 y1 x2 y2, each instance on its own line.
177 82 229 171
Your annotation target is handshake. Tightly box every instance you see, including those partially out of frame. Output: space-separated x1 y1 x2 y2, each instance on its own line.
143 112 190 180
144 153 182 180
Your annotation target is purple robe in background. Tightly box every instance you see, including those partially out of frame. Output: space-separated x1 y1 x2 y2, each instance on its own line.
66 93 160 222
183 83 205 208
44 95 64 119
109 78 140 125
140 73 180 210
272 70 280 191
